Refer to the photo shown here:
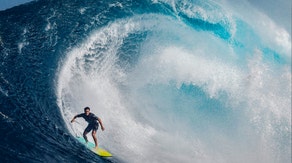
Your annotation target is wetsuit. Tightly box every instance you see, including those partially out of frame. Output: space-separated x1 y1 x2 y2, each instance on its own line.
76 113 99 132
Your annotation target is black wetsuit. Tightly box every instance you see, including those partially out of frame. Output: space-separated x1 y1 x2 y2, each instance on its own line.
76 113 99 132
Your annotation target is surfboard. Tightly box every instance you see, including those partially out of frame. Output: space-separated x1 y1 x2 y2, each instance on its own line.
76 136 112 157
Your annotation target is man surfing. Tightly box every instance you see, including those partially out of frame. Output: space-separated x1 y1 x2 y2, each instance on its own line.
71 107 105 149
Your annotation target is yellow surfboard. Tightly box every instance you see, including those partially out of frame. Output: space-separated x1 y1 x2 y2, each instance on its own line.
76 137 112 157
92 148 112 157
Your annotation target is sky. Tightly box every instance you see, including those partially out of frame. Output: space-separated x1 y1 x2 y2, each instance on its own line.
247 0 291 34
0 0 33 11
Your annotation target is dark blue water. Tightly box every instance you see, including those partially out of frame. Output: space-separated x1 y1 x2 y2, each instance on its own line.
0 0 291 163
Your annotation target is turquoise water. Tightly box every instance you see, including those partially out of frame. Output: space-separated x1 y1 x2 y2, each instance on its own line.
0 0 291 162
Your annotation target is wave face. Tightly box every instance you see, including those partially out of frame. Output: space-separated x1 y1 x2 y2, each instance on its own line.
0 0 291 162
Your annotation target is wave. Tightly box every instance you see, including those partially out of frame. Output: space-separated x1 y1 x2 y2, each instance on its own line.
56 1 291 162
0 0 290 162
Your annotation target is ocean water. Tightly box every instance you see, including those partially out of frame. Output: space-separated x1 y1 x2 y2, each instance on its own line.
0 0 291 163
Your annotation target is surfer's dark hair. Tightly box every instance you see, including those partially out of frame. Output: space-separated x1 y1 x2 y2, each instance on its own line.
84 107 90 112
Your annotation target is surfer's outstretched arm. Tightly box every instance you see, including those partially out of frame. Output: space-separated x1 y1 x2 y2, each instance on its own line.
97 117 105 131
71 115 78 123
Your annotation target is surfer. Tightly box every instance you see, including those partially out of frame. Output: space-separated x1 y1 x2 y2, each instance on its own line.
71 107 105 149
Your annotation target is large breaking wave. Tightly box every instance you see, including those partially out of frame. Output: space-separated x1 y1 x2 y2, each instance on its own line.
56 1 291 163
0 0 290 162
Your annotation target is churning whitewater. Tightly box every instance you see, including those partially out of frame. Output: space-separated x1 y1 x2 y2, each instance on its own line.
0 0 291 163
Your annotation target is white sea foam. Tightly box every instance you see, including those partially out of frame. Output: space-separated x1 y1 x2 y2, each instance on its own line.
56 2 291 162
